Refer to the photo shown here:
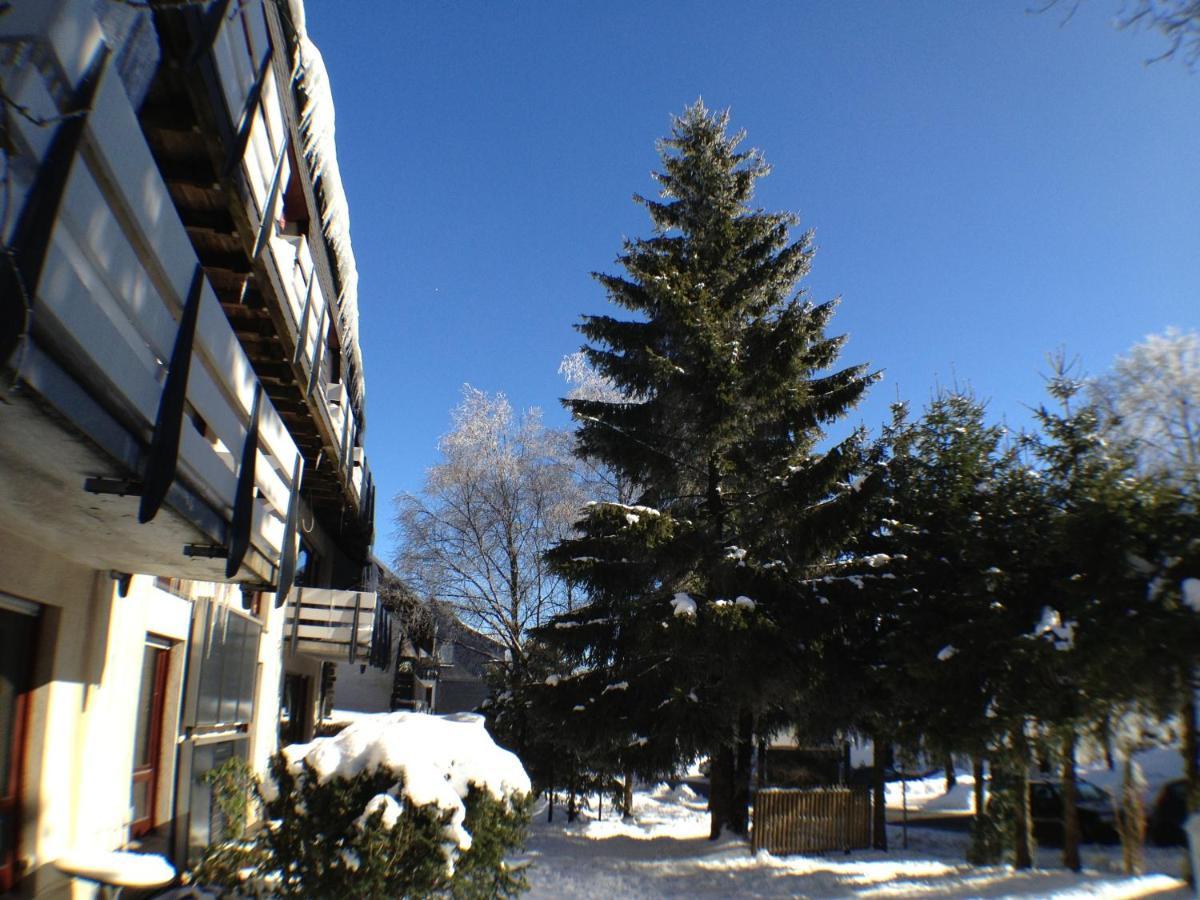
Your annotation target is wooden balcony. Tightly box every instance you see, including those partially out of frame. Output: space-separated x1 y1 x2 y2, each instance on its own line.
0 1 305 587
138 0 374 557
285 587 391 668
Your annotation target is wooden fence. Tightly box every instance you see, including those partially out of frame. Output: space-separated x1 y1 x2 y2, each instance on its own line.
751 787 872 854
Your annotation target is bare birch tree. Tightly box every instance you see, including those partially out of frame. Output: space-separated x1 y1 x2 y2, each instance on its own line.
393 387 582 674
1091 327 1200 491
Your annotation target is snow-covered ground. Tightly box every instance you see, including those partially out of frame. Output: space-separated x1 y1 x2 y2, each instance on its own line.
519 783 1188 898
882 745 1184 816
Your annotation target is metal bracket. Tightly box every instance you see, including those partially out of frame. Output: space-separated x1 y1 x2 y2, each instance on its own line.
84 477 143 496
109 570 133 597
183 544 228 559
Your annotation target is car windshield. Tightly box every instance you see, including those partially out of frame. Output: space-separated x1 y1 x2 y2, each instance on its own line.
1077 782 1108 804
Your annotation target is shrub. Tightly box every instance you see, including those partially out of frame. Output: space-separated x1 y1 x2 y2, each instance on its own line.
189 712 532 899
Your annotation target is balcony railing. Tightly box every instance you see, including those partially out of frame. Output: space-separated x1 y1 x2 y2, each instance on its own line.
285 587 391 668
0 1 304 587
180 0 370 521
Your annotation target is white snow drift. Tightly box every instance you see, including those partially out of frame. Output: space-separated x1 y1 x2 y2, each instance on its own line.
269 712 530 855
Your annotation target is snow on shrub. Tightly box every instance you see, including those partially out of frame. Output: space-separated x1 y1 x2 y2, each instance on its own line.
192 712 532 899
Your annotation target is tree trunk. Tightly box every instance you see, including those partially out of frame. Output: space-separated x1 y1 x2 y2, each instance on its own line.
730 710 754 836
548 788 555 823
1183 686 1198 885
623 768 634 819
1061 730 1081 872
972 755 985 818
757 739 768 789
567 769 578 823
1099 713 1115 770
944 754 957 791
709 742 734 840
1012 727 1033 870
872 736 889 851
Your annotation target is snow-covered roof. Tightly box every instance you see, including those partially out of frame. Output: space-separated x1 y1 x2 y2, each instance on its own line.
285 0 365 413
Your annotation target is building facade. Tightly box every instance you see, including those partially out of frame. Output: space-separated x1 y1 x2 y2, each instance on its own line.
0 0 385 894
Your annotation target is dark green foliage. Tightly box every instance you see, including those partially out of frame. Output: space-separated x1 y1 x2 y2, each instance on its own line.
453 787 534 899
191 753 530 899
537 101 878 836
201 756 257 840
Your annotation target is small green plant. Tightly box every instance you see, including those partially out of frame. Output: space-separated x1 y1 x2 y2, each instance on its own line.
191 752 531 899
202 757 257 839
189 757 264 896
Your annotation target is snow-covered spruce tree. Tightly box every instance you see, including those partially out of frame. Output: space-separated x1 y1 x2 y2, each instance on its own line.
793 393 1032 851
1025 359 1175 871
540 101 877 838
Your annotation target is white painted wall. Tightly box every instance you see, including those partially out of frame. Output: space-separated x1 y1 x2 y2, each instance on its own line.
0 527 289 898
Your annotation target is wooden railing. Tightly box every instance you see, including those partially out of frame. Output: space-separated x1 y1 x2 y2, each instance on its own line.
1 5 302 584
200 1 366 513
751 788 871 855
286 587 385 665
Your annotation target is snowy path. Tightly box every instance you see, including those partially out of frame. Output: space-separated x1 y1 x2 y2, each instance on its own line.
519 785 1188 898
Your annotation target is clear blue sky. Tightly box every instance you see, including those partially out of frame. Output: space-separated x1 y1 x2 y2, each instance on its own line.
303 1 1199 560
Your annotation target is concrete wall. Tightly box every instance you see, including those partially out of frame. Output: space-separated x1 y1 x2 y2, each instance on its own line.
0 527 286 898
330 660 393 713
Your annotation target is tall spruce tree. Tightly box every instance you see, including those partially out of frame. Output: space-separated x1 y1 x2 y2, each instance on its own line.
539 102 877 837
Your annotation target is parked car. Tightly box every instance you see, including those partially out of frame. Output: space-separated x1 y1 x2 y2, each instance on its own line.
1029 778 1118 845
1148 779 1187 847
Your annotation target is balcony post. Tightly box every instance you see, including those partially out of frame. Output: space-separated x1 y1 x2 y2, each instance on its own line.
349 591 361 665
305 306 327 399
292 276 315 365
140 264 205 524
223 49 275 179
289 586 302 653
275 454 304 607
225 384 261 577
251 136 290 262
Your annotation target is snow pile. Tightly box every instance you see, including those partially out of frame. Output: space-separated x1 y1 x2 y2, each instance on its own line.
284 0 364 409
670 592 697 618
271 712 530 854
1183 577 1200 612
1033 606 1076 650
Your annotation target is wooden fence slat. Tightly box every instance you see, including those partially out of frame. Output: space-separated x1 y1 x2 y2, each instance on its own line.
752 787 872 856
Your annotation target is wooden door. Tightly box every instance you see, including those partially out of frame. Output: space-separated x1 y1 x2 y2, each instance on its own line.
131 643 169 838
0 604 38 892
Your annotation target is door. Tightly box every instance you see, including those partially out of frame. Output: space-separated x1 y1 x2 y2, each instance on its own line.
131 642 169 838
280 674 309 746
0 602 39 892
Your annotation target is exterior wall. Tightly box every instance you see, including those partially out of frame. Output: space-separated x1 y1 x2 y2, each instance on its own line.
0 531 192 897
0 526 288 898
0 1 379 892
331 660 394 714
250 597 287 777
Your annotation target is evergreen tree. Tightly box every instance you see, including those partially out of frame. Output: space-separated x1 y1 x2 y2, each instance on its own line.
539 101 877 837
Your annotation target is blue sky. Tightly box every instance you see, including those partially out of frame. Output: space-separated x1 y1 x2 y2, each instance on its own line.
304 1 1199 559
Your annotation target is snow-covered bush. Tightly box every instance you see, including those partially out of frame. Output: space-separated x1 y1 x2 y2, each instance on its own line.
192 712 532 898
